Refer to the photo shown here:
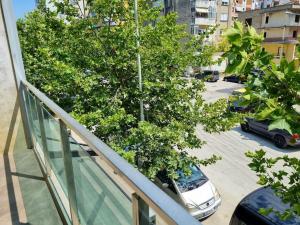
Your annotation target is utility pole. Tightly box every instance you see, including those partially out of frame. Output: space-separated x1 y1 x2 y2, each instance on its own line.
134 0 145 121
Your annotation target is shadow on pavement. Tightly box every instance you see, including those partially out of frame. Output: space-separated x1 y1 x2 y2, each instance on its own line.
233 126 300 154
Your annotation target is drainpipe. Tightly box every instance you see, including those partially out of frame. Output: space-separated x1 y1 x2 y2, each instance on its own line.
281 26 286 60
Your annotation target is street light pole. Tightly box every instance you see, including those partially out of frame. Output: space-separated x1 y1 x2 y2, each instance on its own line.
134 0 145 121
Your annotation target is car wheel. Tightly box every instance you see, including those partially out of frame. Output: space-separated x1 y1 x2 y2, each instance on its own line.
274 135 287 148
241 122 250 132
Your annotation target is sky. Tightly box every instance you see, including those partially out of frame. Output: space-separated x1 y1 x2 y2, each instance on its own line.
13 0 36 19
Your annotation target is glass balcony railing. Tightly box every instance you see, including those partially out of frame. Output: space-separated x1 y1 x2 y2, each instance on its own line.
20 80 202 225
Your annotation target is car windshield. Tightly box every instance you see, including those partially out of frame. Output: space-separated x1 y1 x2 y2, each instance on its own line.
204 71 218 75
176 165 208 193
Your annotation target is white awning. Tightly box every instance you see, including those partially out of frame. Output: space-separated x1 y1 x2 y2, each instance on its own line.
196 7 209 13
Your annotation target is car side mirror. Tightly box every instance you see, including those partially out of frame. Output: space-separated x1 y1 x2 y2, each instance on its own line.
162 183 169 188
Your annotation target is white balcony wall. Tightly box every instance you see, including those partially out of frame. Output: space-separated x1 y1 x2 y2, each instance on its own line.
235 5 244 12
195 0 216 8
195 17 216 25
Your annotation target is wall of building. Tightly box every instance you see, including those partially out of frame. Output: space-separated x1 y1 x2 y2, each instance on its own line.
238 10 263 28
262 11 290 27
0 1 24 154
175 0 192 26
263 43 296 61
262 27 285 37
238 4 300 62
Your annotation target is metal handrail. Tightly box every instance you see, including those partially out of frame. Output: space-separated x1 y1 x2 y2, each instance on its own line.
22 80 201 225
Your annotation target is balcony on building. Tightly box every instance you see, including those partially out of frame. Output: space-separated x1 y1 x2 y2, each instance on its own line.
263 36 299 43
0 1 202 225
195 0 216 8
235 4 245 12
193 6 216 26
195 17 216 26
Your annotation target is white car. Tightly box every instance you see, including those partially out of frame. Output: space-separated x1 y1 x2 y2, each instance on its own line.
155 165 221 220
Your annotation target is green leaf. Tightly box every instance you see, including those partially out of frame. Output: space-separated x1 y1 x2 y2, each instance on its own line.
259 207 273 216
268 119 292 134
257 107 275 120
273 71 285 81
294 203 300 215
243 94 251 100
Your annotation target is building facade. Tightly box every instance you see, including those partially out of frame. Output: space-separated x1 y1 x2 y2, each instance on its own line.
155 0 247 41
238 4 300 62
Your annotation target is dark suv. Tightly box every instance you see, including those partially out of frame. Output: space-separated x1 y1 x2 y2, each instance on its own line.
195 70 219 82
241 118 300 148
230 187 300 225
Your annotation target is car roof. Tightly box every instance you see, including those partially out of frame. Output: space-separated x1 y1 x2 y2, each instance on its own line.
203 70 219 72
232 88 246 95
240 187 300 225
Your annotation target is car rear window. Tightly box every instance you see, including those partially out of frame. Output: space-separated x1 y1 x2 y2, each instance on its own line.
240 188 300 225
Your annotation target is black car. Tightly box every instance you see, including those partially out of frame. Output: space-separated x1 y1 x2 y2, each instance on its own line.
230 187 300 225
223 74 246 84
241 118 300 148
195 70 219 82
228 99 253 113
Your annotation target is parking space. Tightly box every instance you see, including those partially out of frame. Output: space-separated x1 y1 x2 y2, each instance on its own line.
192 80 300 225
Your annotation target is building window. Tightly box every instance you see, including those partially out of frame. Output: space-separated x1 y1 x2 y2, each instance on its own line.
220 13 228 21
293 30 298 38
208 6 216 18
196 12 209 18
191 26 199 35
295 15 300 23
263 32 267 38
277 47 284 56
265 15 269 24
245 18 252 26
222 0 229 5
191 26 194 34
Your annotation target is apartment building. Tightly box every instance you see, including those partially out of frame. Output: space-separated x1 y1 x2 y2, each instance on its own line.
154 0 247 41
217 0 234 37
249 0 296 9
238 3 300 62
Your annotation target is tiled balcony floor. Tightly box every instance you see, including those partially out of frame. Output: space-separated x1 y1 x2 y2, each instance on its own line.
0 123 63 225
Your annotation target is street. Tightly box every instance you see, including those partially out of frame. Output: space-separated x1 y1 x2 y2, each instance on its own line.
191 80 300 225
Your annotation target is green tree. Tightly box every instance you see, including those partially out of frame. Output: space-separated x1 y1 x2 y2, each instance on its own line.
18 0 237 179
224 21 300 218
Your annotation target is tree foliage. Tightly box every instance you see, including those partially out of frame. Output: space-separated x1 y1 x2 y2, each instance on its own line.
224 21 300 134
18 0 238 180
224 21 300 218
246 150 300 219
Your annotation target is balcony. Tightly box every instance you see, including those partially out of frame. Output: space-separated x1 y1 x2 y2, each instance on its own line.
0 1 202 225
195 17 216 26
235 4 245 12
195 0 216 8
263 37 299 44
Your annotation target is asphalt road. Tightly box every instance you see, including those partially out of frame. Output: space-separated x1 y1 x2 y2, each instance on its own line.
191 80 300 225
